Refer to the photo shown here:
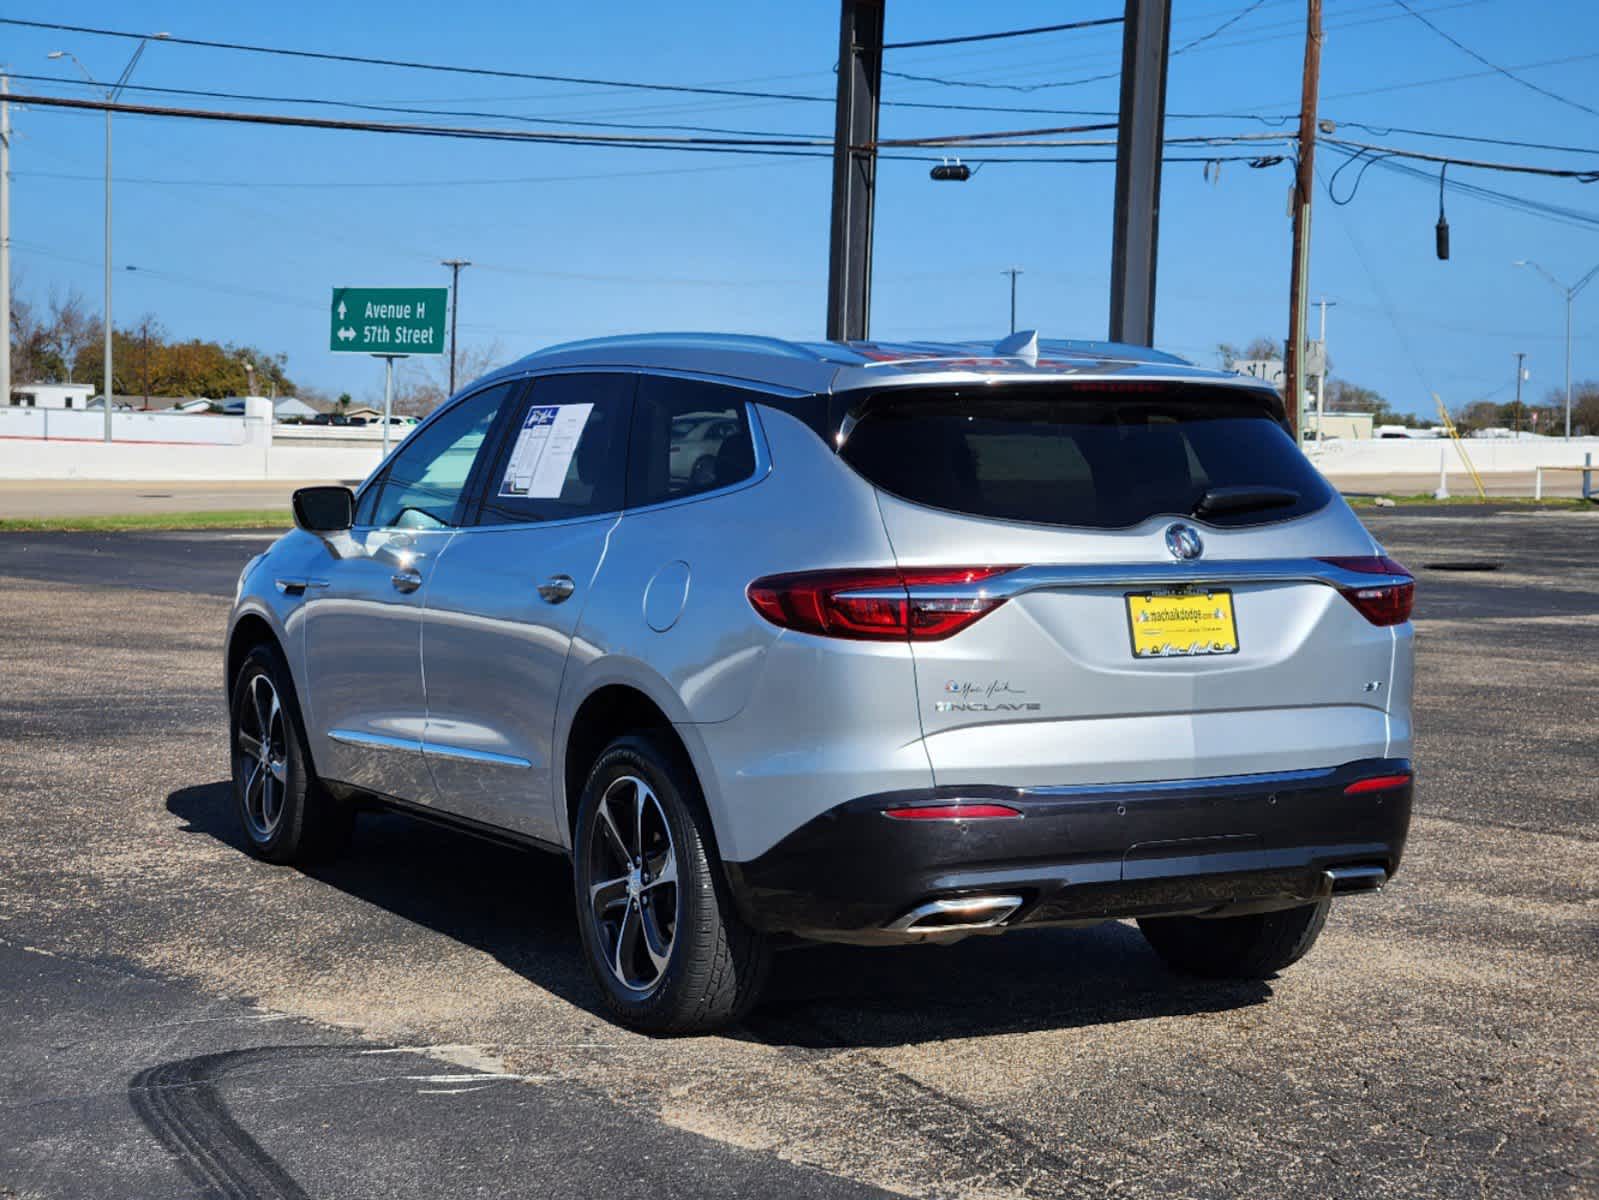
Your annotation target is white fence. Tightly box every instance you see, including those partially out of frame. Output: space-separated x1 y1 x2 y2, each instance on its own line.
0 404 385 481
1307 437 1599 476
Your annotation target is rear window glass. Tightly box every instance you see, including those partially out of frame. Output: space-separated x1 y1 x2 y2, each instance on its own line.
838 385 1332 529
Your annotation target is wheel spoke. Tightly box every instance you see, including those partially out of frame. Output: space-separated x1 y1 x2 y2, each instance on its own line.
261 771 279 828
633 782 651 859
639 908 672 974
597 797 632 867
589 874 629 918
250 677 269 741
237 731 265 762
644 845 677 892
612 902 640 984
267 756 288 784
243 758 265 823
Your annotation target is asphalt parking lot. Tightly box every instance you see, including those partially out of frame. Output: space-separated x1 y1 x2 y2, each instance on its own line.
1 507 1595 1199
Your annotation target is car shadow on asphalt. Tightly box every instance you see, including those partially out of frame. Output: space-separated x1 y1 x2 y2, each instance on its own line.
169 782 1271 1047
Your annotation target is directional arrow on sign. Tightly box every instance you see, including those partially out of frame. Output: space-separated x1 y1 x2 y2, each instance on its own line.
337 326 355 342
337 300 348 320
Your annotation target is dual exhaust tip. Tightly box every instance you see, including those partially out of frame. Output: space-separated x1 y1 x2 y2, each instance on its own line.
889 866 1389 935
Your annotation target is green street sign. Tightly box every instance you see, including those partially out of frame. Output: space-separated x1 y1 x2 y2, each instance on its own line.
330 286 448 354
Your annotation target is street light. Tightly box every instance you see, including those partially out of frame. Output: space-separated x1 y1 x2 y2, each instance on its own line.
48 33 169 442
1514 258 1599 440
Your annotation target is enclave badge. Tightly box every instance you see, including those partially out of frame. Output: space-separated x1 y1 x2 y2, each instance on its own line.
1164 522 1204 561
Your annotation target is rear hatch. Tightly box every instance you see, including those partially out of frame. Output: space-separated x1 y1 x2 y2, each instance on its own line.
837 380 1411 789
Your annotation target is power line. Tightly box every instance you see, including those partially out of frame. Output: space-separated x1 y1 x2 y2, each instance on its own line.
1387 0 1599 119
1171 0 1273 55
883 16 1123 51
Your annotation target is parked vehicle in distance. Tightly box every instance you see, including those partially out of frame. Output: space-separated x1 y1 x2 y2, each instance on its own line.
226 332 1416 1033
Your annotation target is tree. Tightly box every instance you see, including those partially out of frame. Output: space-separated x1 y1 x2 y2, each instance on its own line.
1543 381 1599 437
386 341 508 417
1216 337 1283 370
41 290 100 384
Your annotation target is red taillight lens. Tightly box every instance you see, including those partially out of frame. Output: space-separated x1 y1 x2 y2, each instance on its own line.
747 566 1016 641
884 803 1022 820
1344 772 1413 795
1319 555 1415 626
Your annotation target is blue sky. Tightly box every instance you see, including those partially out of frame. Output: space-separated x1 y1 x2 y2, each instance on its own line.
5 0 1597 416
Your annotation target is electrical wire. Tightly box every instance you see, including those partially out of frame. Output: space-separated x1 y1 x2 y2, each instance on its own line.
883 16 1122 51
1171 0 1273 55
1388 0 1599 119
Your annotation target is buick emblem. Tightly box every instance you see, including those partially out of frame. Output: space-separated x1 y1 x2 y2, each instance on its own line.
1164 523 1204 561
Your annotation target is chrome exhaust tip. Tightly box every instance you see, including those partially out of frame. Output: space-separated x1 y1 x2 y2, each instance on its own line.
888 895 1025 934
1325 865 1388 895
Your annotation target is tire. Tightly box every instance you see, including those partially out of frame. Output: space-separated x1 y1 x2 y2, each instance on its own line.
228 643 351 865
572 734 770 1034
1137 899 1331 979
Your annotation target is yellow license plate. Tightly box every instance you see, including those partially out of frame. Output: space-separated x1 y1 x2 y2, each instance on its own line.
1126 590 1239 658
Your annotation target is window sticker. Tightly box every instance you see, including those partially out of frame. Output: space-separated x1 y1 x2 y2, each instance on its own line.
498 403 593 499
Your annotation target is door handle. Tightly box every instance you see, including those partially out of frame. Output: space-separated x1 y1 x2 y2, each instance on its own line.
537 574 576 604
391 569 423 594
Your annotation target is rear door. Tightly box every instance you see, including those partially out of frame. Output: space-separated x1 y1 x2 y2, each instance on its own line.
839 382 1405 789
419 372 634 841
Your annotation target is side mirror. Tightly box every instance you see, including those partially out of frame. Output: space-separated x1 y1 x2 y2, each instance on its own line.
292 486 355 534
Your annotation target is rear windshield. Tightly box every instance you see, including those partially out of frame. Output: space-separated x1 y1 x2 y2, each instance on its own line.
838 385 1332 529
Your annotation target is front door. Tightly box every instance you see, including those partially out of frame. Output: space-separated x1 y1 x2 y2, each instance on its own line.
302 382 514 803
421 372 634 841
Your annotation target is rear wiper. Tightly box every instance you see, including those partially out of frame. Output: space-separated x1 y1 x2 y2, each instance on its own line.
1191 485 1300 517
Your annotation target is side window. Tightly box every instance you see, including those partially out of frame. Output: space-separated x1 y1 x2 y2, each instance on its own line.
369 383 511 530
476 373 633 526
626 376 757 508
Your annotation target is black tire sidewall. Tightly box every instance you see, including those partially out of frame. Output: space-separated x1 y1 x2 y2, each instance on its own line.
572 735 728 1028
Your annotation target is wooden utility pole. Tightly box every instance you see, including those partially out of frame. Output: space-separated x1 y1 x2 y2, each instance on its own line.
1284 0 1323 441
826 0 884 342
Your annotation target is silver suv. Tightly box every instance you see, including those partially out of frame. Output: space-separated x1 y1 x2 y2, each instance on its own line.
227 333 1415 1033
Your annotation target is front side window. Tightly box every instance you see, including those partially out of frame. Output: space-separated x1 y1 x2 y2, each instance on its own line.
368 383 511 529
626 375 757 508
476 373 634 525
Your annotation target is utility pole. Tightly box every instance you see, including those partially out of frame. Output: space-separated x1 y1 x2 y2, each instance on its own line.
1283 0 1323 442
1001 267 1023 334
1513 351 1526 436
1107 0 1172 346
1 75 11 412
1314 296 1335 443
1515 258 1599 440
825 0 884 342
441 258 470 394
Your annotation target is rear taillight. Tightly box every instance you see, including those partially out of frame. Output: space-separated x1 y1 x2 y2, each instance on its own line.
1319 555 1415 626
747 566 1016 641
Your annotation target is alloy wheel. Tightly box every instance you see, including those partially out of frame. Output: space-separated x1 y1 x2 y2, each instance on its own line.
586 774 680 992
236 673 288 841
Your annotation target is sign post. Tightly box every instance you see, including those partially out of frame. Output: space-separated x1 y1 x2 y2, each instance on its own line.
330 286 447 458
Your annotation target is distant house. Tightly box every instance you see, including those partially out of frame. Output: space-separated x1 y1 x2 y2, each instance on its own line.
9 382 96 410
343 404 384 422
273 396 320 421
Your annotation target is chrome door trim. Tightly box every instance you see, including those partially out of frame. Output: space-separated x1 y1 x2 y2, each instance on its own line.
837 558 1412 603
328 728 424 754
422 741 534 770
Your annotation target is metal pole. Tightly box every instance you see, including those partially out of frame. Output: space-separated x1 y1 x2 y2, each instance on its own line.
1315 296 1332 443
441 258 469 394
0 76 11 412
103 102 113 441
1564 291 1573 441
1513 351 1525 436
1001 267 1023 334
825 0 884 342
1284 0 1323 443
1108 0 1172 346
382 355 393 459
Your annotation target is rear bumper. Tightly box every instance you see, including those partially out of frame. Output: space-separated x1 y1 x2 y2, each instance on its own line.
723 759 1412 945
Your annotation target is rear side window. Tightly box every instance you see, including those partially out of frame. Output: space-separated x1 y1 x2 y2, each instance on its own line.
839 385 1333 529
626 375 758 508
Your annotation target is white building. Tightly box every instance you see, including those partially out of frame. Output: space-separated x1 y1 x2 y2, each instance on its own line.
9 382 96 410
